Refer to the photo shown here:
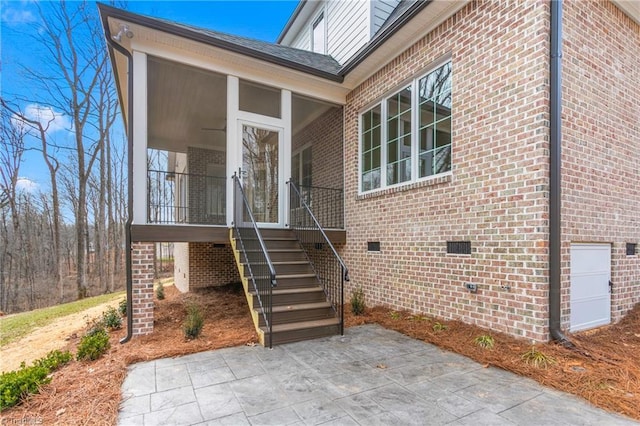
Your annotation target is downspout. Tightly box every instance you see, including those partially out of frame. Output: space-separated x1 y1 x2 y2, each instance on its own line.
105 36 134 344
549 0 570 345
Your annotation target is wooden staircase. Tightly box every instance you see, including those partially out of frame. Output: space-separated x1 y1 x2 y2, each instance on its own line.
230 228 340 346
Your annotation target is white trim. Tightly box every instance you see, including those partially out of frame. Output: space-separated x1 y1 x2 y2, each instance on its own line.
226 75 239 227
237 119 285 228
132 50 147 224
128 38 348 104
282 89 292 228
357 58 453 196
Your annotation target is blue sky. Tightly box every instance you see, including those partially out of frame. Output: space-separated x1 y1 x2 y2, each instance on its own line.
1 0 298 199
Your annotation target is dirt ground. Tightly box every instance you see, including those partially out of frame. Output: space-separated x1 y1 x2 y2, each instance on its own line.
2 283 639 425
1 299 123 373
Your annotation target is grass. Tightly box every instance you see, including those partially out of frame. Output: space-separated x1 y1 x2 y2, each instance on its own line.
0 292 125 346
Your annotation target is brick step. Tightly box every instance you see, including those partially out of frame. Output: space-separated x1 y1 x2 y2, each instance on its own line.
254 301 335 326
262 318 341 346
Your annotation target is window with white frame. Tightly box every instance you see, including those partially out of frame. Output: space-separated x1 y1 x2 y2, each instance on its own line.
360 61 452 192
312 13 326 54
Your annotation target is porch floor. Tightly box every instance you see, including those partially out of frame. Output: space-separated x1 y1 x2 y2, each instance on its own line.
117 325 636 425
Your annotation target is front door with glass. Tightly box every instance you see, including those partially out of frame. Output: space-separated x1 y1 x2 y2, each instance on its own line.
241 123 282 226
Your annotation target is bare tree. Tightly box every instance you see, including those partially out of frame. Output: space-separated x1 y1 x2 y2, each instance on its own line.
1 99 64 304
25 1 110 299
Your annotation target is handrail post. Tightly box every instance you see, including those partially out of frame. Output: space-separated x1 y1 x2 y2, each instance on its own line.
288 180 348 337
232 174 277 348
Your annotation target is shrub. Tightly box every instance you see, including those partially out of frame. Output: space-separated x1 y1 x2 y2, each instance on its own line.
118 298 127 316
474 334 495 349
34 350 72 371
389 311 401 320
102 307 122 330
0 350 71 409
350 287 366 316
76 327 111 361
156 282 165 300
0 365 50 409
183 304 204 339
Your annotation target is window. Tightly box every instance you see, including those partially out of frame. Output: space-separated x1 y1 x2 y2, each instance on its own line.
360 61 452 193
292 146 312 187
312 13 326 54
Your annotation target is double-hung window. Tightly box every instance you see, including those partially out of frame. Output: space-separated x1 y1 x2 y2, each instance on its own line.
360 61 452 193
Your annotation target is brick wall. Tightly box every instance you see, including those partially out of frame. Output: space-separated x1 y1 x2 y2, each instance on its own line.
561 1 640 323
188 242 240 288
131 242 155 335
343 0 552 341
293 106 344 190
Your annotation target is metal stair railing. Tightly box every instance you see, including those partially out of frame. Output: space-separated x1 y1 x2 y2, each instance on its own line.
232 174 277 348
288 180 349 335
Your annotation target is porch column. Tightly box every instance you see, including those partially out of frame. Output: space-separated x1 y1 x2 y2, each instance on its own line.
131 241 155 335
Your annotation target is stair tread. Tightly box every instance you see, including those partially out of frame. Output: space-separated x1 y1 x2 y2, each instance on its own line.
242 260 309 266
250 286 323 295
251 273 316 280
266 317 340 333
256 301 332 314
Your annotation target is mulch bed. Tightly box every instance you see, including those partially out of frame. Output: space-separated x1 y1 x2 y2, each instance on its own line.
3 284 639 424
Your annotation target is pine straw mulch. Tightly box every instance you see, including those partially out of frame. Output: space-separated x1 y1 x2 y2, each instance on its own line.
3 284 639 424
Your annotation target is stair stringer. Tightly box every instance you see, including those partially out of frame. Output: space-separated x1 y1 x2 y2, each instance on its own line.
228 229 267 346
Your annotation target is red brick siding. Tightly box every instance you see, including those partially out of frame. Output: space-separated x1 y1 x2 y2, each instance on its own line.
343 0 552 341
187 147 226 224
562 1 640 324
188 242 240 288
131 242 155 335
293 106 344 190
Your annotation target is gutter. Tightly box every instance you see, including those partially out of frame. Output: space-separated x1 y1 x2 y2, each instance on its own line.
101 11 135 344
549 0 570 345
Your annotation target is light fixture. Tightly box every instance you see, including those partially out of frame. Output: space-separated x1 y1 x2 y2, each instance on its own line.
112 24 134 42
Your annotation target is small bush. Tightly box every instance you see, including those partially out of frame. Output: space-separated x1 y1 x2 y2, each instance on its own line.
389 311 401 320
33 350 72 371
350 287 366 316
102 307 122 330
0 365 50 409
118 298 127 316
0 350 71 409
432 322 448 332
156 282 165 300
521 346 556 369
474 334 495 349
183 304 204 340
76 327 111 361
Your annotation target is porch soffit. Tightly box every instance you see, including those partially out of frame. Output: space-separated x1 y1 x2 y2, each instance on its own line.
102 1 470 106
104 18 350 106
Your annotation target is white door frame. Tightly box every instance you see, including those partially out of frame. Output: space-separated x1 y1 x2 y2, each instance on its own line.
570 243 612 332
225 75 291 228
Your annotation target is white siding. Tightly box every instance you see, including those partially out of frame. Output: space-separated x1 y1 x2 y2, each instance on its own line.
371 0 400 35
290 23 311 51
327 0 370 64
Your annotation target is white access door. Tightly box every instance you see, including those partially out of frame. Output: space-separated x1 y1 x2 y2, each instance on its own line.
570 243 611 332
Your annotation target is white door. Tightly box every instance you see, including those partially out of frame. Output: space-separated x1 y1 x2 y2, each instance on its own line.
239 121 284 227
570 243 611 332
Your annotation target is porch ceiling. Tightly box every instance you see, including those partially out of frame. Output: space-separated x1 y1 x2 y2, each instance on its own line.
147 57 227 153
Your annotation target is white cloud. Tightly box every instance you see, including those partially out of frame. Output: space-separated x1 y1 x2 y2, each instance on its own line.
1 4 37 26
16 177 39 193
12 104 73 135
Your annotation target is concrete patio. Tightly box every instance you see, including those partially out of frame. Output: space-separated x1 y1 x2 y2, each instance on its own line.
118 324 637 425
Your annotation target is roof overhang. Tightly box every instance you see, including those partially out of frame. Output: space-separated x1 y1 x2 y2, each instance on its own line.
340 0 469 90
612 0 640 25
98 3 349 110
99 1 471 111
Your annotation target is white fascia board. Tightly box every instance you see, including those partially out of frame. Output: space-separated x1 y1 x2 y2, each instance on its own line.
126 26 348 105
612 0 640 24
